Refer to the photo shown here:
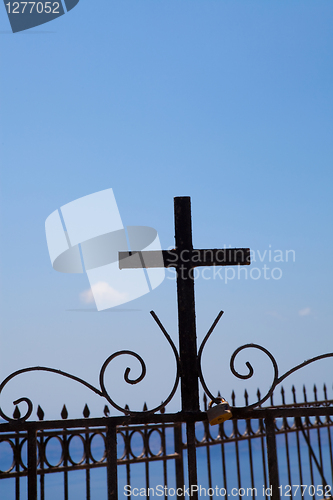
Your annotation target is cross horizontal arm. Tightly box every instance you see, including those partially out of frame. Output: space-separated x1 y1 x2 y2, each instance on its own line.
119 248 250 269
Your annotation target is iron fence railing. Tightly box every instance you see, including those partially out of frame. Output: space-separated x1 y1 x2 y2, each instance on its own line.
0 384 332 500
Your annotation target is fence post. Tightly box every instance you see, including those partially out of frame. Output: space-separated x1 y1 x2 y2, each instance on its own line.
174 197 199 499
186 421 198 499
265 414 280 500
27 426 37 500
106 422 118 500
174 422 185 498
15 430 21 500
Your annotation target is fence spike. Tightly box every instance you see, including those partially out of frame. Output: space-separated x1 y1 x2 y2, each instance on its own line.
37 405 44 421
257 388 261 402
281 386 285 405
244 389 249 406
143 402 148 411
217 390 221 398
83 404 90 418
124 404 130 415
160 402 165 414
61 405 68 420
13 405 21 419
104 405 110 417
303 385 307 402
313 384 318 401
291 385 296 403
203 393 207 411
231 390 236 406
323 383 327 400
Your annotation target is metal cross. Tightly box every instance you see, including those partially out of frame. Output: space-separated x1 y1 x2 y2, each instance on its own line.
119 196 250 413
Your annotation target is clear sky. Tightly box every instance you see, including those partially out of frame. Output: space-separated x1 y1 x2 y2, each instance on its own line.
0 0 332 420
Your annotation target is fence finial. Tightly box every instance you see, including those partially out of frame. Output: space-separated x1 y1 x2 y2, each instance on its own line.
303 385 307 402
13 406 20 419
257 388 261 406
281 386 285 405
83 404 90 418
292 385 296 404
244 389 249 406
37 405 44 421
61 405 68 420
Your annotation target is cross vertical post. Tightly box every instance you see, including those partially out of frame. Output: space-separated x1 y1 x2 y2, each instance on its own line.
174 197 200 499
174 197 199 413
119 194 250 412
119 195 250 500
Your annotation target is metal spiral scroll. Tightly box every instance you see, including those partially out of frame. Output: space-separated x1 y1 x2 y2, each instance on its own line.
198 310 333 410
0 311 180 422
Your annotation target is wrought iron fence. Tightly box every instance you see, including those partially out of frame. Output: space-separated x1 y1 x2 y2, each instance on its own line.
0 383 332 500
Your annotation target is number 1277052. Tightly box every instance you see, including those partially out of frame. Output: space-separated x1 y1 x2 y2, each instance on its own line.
5 2 60 14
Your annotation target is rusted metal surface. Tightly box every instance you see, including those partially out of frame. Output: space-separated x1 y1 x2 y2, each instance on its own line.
173 197 199 494
119 248 251 269
265 415 280 500
106 423 118 500
27 427 37 500
174 197 200 413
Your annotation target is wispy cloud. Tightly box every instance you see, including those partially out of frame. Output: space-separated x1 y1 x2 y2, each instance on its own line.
80 282 128 307
266 311 284 320
299 307 311 317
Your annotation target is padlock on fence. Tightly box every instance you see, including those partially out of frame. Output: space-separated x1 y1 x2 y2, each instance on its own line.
207 397 232 426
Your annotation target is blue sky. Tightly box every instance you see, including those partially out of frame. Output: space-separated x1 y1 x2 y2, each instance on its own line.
0 0 332 420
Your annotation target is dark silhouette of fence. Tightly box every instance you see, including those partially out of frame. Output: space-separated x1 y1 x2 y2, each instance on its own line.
0 383 332 500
